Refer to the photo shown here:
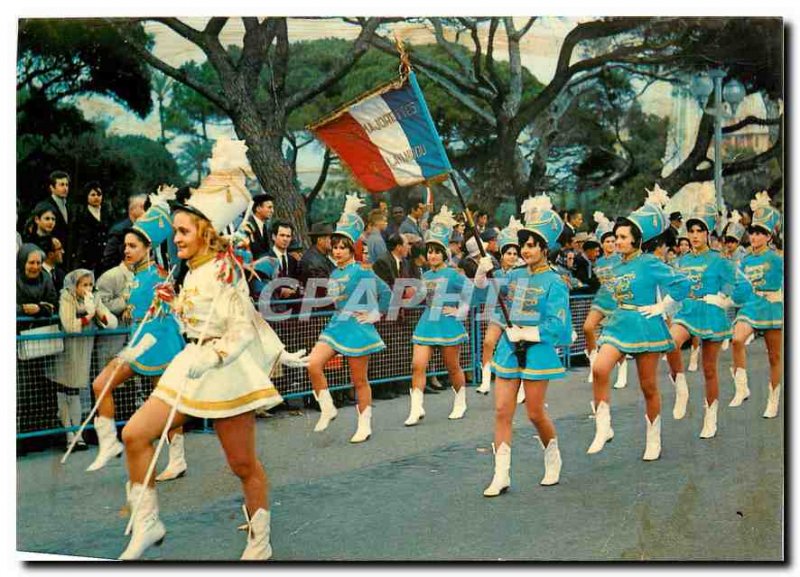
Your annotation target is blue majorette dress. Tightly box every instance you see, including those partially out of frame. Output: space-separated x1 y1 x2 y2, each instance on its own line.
590 253 622 315
412 266 471 346
671 247 753 341
127 261 185 376
596 251 691 354
491 264 572 381
735 246 783 330
319 261 393 357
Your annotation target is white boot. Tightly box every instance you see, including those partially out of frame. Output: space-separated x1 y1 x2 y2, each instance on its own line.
613 357 628 389
587 349 597 383
86 416 124 472
763 384 781 419
745 333 755 346
642 415 662 461
672 373 689 420
448 387 467 420
476 363 492 395
516 385 526 405
349 405 372 443
699 399 718 438
404 388 425 426
728 367 750 407
721 338 730 351
119 483 166 560
483 442 511 497
587 401 614 454
539 438 562 486
313 389 338 432
155 433 188 482
240 505 272 560
688 345 700 372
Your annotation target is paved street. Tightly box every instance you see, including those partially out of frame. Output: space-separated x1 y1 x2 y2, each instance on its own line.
17 340 783 561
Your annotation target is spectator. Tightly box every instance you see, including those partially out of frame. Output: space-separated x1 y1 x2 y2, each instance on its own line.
99 193 146 275
38 171 71 265
385 206 405 239
268 220 300 309
573 235 601 293
21 202 58 245
481 228 500 260
473 210 489 235
557 208 583 248
244 194 274 259
364 209 389 264
71 181 110 274
16 243 57 323
399 197 425 240
288 238 304 262
665 211 683 248
298 222 335 304
38 235 66 293
372 233 412 288
46 268 117 450
677 236 691 256
448 230 464 268
408 242 428 280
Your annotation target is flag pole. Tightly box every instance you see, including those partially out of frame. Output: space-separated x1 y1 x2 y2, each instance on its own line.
447 174 529 366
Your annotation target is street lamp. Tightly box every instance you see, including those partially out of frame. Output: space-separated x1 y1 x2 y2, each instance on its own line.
688 70 746 214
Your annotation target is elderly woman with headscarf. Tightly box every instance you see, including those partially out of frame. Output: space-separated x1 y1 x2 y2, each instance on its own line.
16 244 59 436
46 268 117 450
17 243 58 325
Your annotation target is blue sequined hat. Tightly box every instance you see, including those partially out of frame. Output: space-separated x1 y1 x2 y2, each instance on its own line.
723 210 746 242
497 216 524 251
625 184 670 243
131 185 178 246
685 185 718 232
333 194 366 243
750 191 781 235
424 205 457 252
593 211 615 241
519 194 564 247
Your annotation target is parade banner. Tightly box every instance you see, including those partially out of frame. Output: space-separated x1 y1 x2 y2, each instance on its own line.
309 71 452 193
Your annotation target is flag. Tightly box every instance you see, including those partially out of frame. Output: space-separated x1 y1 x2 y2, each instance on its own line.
309 72 452 193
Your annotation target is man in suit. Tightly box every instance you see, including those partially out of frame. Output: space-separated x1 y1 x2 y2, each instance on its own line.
556 207 583 249
99 194 147 275
665 211 683 249
39 170 71 267
373 233 412 288
298 222 335 307
399 197 425 241
573 234 601 294
268 220 301 312
385 206 405 239
38 234 66 293
244 194 274 259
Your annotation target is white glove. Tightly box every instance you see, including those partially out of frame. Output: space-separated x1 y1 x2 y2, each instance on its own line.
474 255 495 289
280 348 310 368
640 295 679 319
703 293 734 309
116 334 157 364
505 325 541 343
442 304 470 320
186 344 221 379
476 255 494 276
83 293 96 317
355 309 381 324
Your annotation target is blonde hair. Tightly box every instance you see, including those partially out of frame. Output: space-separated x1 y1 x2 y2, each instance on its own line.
175 209 230 254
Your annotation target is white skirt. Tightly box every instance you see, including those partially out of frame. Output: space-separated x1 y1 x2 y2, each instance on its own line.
151 338 283 419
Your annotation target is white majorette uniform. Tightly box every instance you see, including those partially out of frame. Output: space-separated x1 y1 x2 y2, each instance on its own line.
152 252 285 419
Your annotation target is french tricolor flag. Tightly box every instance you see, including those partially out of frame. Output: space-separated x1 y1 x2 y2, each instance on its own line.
310 72 452 193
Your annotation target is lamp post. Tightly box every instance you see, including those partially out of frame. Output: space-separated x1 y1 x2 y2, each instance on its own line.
688 70 746 214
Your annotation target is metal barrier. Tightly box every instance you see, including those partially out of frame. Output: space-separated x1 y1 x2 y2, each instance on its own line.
15 294 601 440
